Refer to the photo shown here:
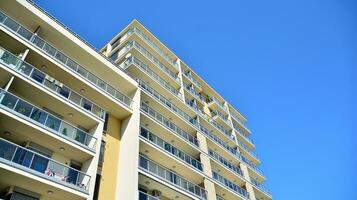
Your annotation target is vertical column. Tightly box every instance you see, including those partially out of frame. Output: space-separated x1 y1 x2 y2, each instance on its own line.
196 132 216 200
115 89 141 200
240 163 256 200
176 58 185 102
225 102 238 145
83 122 104 200
97 114 122 200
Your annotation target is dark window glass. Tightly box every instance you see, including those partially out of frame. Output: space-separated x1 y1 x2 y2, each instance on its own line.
30 69 45 83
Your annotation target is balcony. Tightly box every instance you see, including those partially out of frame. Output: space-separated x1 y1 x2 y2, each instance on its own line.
131 27 178 69
115 40 180 83
0 46 105 120
138 191 159 200
0 138 91 192
208 149 243 178
231 112 251 135
140 102 199 148
139 155 207 200
250 178 272 197
120 55 182 99
183 71 201 89
234 126 254 147
0 89 97 151
207 97 227 113
139 80 199 130
212 171 249 200
140 127 203 172
211 110 231 127
0 11 133 109
184 83 204 103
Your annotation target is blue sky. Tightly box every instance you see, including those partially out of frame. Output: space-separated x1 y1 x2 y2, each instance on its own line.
34 0 357 199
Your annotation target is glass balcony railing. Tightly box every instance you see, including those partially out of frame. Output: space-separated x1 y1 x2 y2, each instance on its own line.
140 127 203 172
212 171 250 199
0 11 133 108
231 112 246 125
0 138 91 191
235 134 258 159
184 71 201 88
0 46 105 119
184 83 203 101
212 110 231 125
138 191 159 200
241 155 264 176
139 155 207 199
207 97 227 112
234 126 254 145
138 80 199 129
110 40 180 83
185 101 263 176
199 124 238 157
0 89 97 150
250 178 271 196
131 27 178 69
216 195 225 200
140 102 199 147
208 149 243 177
120 55 182 99
209 117 234 141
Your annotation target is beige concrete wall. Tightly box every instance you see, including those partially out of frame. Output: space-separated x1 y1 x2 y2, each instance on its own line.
97 115 121 200
197 131 216 200
115 89 141 200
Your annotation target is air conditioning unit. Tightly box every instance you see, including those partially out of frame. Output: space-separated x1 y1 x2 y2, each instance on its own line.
54 80 63 88
152 190 162 198
45 75 55 82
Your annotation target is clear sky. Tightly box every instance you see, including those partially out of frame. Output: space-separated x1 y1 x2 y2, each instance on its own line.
34 0 357 199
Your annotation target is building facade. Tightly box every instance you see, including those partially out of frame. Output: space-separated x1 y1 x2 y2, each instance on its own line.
0 1 272 200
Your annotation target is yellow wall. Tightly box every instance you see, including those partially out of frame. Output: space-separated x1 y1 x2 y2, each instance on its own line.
97 114 121 200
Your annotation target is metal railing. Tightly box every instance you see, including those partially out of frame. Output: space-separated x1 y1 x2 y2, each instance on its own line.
139 80 199 129
138 191 159 200
0 138 91 191
234 126 254 145
207 97 227 112
110 40 180 83
208 149 243 177
140 102 199 147
0 89 97 150
0 11 133 108
120 55 182 98
0 46 105 119
250 178 271 196
132 27 178 69
212 171 249 199
140 127 203 172
184 83 203 101
139 155 207 199
183 71 201 88
212 110 231 125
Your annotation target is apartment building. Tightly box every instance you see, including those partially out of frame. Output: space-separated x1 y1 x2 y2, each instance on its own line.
0 1 272 200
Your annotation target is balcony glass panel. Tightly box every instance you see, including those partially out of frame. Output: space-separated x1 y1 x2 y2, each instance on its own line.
140 102 199 147
212 171 249 199
0 89 97 150
0 11 133 108
0 138 91 191
0 46 105 119
139 155 207 199
140 127 203 171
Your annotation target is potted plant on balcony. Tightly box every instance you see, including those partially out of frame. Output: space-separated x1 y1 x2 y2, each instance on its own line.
19 107 27 115
32 111 41 121
49 121 57 130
